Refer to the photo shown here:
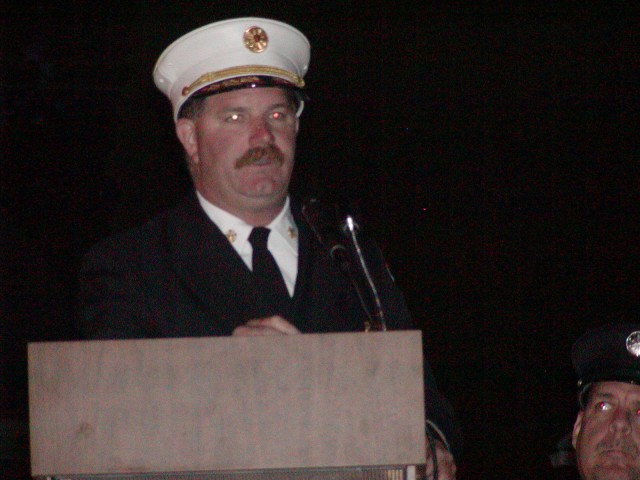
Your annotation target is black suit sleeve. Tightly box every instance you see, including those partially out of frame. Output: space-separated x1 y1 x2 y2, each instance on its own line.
76 230 160 339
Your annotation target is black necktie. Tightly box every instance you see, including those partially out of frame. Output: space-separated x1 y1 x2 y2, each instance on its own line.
248 227 291 317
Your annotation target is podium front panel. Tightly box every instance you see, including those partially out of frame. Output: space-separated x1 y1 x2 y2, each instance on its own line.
29 331 426 477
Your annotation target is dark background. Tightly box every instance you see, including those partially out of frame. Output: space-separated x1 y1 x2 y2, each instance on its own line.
1 3 638 479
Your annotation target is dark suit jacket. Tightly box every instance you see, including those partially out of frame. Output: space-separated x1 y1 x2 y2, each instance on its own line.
77 192 461 457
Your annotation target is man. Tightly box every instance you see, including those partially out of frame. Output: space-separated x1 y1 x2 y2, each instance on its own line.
77 17 459 477
572 323 640 480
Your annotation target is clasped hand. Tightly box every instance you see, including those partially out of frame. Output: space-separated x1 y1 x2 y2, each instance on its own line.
232 315 300 336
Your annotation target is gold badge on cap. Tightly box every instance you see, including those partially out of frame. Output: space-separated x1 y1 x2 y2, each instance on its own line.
243 26 268 53
626 331 640 357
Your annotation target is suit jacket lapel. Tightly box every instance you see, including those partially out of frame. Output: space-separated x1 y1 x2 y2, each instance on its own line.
163 193 266 331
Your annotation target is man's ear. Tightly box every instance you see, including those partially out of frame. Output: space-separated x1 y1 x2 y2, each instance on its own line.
175 119 198 163
572 411 584 449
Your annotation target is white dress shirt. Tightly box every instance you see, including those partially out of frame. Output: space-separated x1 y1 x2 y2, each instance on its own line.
196 192 299 296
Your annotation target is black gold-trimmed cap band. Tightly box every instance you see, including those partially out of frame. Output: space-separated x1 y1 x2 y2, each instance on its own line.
181 66 305 97
178 75 309 118
189 75 304 99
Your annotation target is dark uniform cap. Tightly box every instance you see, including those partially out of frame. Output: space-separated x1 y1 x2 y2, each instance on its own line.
572 323 640 406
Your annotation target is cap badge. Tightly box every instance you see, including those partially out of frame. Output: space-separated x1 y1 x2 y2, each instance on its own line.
243 26 268 53
626 331 640 357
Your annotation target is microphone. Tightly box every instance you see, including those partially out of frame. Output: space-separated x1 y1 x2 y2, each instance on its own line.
302 198 350 271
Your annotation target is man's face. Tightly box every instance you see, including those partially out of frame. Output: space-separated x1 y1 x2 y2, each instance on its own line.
176 87 298 222
572 381 640 480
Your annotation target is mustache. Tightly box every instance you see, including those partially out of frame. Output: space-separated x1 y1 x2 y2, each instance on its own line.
596 438 639 457
234 145 285 169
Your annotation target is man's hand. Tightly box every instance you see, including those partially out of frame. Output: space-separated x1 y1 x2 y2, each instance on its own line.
425 439 457 480
232 315 300 336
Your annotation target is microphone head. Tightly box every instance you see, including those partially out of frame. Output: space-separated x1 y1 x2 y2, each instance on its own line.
341 215 360 234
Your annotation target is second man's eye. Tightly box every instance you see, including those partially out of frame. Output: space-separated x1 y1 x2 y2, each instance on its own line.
270 111 288 120
596 401 612 411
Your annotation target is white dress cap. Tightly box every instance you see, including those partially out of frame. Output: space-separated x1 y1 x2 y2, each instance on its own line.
153 17 311 120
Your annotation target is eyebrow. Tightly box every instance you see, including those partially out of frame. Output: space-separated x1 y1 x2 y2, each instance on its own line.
592 392 615 399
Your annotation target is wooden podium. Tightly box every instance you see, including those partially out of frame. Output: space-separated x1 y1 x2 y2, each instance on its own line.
28 331 426 479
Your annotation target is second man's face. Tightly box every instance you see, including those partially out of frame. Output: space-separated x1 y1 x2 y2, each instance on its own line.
573 381 640 480
176 87 299 222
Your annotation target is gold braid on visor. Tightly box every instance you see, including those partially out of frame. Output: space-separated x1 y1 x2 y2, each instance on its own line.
181 66 305 97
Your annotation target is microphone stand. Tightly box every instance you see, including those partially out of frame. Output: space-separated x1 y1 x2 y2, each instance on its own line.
303 198 388 332
341 215 387 332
